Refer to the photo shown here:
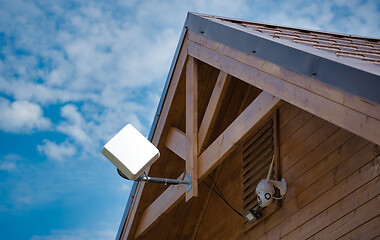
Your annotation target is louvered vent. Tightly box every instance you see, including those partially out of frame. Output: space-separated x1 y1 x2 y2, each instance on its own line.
241 119 274 216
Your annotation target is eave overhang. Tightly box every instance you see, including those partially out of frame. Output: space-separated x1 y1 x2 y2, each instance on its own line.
185 13 380 104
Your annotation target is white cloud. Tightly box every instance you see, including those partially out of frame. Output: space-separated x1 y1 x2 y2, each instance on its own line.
0 97 51 133
0 154 23 171
0 152 125 210
0 162 17 171
0 1 181 160
57 104 90 144
120 183 131 192
2 153 23 161
0 1 178 108
251 0 380 37
37 140 76 162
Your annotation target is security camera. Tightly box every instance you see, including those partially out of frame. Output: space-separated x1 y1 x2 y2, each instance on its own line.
256 178 287 208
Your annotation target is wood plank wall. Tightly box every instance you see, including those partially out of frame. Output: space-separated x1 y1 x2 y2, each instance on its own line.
194 102 380 239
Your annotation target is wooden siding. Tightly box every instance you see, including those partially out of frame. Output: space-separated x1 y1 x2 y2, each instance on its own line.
245 103 379 239
200 103 380 240
135 102 380 240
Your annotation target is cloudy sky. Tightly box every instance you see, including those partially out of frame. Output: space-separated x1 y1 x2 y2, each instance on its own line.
0 0 379 239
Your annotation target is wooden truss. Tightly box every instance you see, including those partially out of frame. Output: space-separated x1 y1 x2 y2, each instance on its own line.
121 31 380 239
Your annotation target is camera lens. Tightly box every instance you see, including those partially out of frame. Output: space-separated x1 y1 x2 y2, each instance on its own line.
264 193 271 200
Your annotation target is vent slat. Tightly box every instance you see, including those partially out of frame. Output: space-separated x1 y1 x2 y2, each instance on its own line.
243 171 271 195
242 145 272 176
243 121 272 150
241 119 274 214
243 130 273 159
243 162 271 191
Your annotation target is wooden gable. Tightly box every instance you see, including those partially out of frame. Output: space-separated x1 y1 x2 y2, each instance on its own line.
118 13 380 240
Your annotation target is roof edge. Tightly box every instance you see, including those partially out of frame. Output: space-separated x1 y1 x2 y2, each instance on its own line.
185 13 380 103
190 12 380 41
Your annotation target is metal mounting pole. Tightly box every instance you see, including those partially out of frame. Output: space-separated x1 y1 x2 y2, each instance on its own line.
117 168 192 189
136 175 192 186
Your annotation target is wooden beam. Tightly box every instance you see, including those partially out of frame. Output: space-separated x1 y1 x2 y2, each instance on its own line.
186 56 198 201
187 39 380 146
198 71 230 154
165 127 186 160
134 90 282 238
191 163 224 240
198 91 282 178
120 181 146 240
122 39 188 240
135 179 186 237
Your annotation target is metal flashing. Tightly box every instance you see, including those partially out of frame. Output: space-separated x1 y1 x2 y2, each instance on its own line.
148 26 188 140
192 12 380 42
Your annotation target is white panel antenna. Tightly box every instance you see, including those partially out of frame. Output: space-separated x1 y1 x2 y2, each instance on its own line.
101 124 160 180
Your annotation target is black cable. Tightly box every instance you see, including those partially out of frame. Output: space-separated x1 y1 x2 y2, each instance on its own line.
209 175 227 201
120 168 243 218
202 180 244 218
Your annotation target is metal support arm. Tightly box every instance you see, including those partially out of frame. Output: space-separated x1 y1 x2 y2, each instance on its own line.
135 176 191 185
117 168 192 190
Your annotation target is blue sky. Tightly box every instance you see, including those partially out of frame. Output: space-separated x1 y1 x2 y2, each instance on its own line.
0 0 379 239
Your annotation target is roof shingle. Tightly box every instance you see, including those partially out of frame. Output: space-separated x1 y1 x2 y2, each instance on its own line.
223 17 380 65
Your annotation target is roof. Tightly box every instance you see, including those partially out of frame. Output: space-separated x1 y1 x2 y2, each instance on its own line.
185 13 380 104
116 12 380 239
211 16 380 65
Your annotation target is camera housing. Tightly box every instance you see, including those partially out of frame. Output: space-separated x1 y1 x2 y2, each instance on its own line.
256 178 287 207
